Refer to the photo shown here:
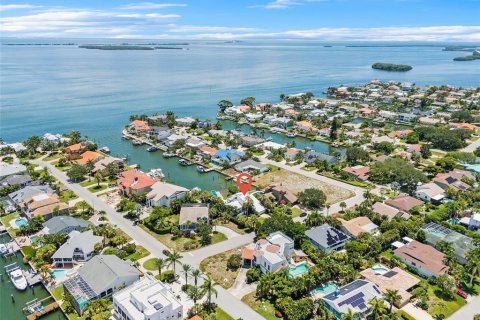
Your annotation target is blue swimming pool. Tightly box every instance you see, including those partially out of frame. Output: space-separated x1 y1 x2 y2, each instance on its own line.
14 218 28 228
371 265 389 274
464 164 480 173
289 263 309 277
50 269 69 282
311 283 338 296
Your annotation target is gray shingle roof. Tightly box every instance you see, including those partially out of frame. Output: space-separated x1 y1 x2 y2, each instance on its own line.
43 216 91 234
52 230 102 260
305 223 350 249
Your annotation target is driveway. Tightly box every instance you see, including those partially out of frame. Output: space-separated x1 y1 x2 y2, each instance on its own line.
228 268 257 299
462 137 480 153
401 303 434 320
215 225 241 239
32 158 266 320
448 295 480 320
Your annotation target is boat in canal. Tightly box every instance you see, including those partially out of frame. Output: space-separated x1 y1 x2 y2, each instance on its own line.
0 243 7 255
10 269 28 291
286 132 297 138
147 168 164 179
162 152 175 158
196 165 207 173
146 146 159 152
178 159 192 166
132 139 143 145
99 146 110 153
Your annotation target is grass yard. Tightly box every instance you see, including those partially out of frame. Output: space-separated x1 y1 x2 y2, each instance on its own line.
215 307 235 320
126 246 150 261
79 179 97 187
199 247 242 289
241 292 278 320
59 190 78 203
143 258 159 271
0 212 20 228
216 220 246 235
51 285 64 301
291 207 304 218
427 283 466 318
87 184 108 193
43 153 62 161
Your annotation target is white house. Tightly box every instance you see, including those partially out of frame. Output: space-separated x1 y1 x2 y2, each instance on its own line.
241 231 294 274
52 230 102 267
146 181 189 207
225 192 265 214
415 183 445 204
113 275 183 320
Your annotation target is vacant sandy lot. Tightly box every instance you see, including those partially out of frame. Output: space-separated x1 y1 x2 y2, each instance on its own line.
255 168 354 204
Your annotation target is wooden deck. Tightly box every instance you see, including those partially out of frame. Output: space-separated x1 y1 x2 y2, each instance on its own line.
26 302 59 320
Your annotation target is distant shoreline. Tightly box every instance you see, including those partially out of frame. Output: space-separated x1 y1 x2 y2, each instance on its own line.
371 62 413 72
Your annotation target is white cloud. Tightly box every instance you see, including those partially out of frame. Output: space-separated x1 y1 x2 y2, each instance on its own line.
264 0 303 9
166 24 257 33
0 4 41 11
119 2 187 10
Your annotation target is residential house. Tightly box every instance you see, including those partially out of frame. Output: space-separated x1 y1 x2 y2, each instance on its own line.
74 151 102 165
360 266 420 308
199 146 218 157
393 240 449 278
398 113 417 122
147 114 168 124
239 136 265 147
22 193 69 220
459 213 480 230
118 170 158 196
1 174 32 187
305 224 350 252
338 217 378 239
185 137 205 150
388 129 413 139
449 122 477 131
63 255 142 315
8 185 54 206
259 141 284 151
284 148 301 161
415 183 445 204
245 113 264 122
342 165 370 181
179 204 209 233
296 120 315 133
65 143 84 160
212 149 244 166
225 192 265 214
52 230 103 267
263 184 298 205
406 144 422 156
43 133 70 145
322 280 383 320
234 160 268 173
176 117 196 126
241 231 294 274
146 181 188 207
304 151 338 164
385 194 424 212
42 216 91 235
421 222 475 265
372 202 411 220
92 157 124 173
433 170 474 191
0 163 27 179
318 127 331 138
129 120 151 133
113 275 183 320
378 110 397 119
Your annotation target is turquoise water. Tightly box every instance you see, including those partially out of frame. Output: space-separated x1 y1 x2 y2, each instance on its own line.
464 164 480 173
50 269 68 282
371 265 389 273
14 218 28 228
289 263 309 277
449 218 459 225
31 236 40 244
311 282 338 295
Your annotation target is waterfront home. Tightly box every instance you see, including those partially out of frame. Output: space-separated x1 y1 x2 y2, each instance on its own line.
146 181 188 207
0 142 27 152
360 266 419 308
384 194 424 212
318 127 331 138
1 174 32 187
322 279 383 320
225 192 265 214
296 120 315 133
179 204 209 233
338 217 378 239
92 157 124 174
421 222 475 265
164 134 188 148
197 120 212 128
199 145 218 157
43 133 70 145
419 116 441 125
154 128 172 142
212 149 244 166
21 193 69 220
128 120 151 133
113 275 183 320
65 143 84 160
272 117 293 129
63 255 142 315
263 184 298 205
148 114 168 124
304 151 338 164
357 107 374 116
118 170 158 196
415 183 445 204
393 240 448 278
342 165 370 181
245 113 264 122
433 170 474 191
234 159 268 173
8 185 54 206
74 151 102 165
52 230 102 267
378 110 397 119
43 216 91 235
241 231 294 273
176 117 196 126
208 129 229 137
239 136 265 147
305 224 350 252
259 141 284 151
372 202 410 221
185 137 205 149
148 125 170 136
0 163 27 179
284 148 301 161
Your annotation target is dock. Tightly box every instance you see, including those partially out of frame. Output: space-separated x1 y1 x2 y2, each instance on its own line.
24 298 60 320
25 270 43 286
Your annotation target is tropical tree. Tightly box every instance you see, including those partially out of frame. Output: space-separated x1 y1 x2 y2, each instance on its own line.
155 258 168 277
167 250 183 273
465 247 480 287
385 289 401 313
342 308 358 320
187 286 205 315
201 276 219 307
339 202 347 212
182 264 191 286
83 298 111 320
191 269 201 287
94 170 103 188
369 298 386 320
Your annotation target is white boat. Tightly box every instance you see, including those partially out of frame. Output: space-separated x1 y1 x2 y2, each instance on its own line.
99 146 110 153
147 168 165 179
197 165 207 173
10 269 28 291
178 159 192 166
132 140 143 145
162 152 175 158
286 132 297 138
0 243 7 255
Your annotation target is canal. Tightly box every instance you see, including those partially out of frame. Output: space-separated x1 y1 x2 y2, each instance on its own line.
0 234 66 320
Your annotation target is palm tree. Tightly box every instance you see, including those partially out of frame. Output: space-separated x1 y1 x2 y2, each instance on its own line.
385 289 401 313
191 269 201 287
187 286 205 315
339 201 347 212
201 276 219 307
363 190 372 207
342 308 358 320
167 250 183 274
182 264 191 286
94 170 103 188
465 248 480 287
369 297 386 320
155 258 168 277
325 203 331 216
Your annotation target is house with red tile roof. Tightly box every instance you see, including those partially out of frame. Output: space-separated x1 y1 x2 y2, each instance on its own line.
388 129 413 138
65 143 84 160
74 151 103 165
118 170 159 196
129 120 151 133
199 145 218 157
449 122 477 131
342 165 370 181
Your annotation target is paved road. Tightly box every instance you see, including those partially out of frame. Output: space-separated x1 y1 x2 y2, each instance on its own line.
462 137 480 153
448 295 480 320
33 158 265 320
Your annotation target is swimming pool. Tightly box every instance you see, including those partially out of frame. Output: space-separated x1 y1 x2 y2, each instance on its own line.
50 269 69 282
289 263 309 277
14 218 28 228
311 283 338 296
371 265 390 274
464 164 480 173
30 236 40 244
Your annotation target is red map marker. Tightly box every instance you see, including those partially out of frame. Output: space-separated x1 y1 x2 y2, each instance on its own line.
236 173 253 195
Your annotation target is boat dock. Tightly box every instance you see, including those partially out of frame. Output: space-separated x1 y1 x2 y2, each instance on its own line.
1 240 21 255
25 270 42 286
24 297 60 320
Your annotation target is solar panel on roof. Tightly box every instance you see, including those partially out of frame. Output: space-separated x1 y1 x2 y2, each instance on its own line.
358 303 367 310
383 271 398 278
373 286 382 294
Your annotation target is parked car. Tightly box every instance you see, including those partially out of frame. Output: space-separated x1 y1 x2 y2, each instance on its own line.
300 212 307 217
162 249 171 256
456 288 468 299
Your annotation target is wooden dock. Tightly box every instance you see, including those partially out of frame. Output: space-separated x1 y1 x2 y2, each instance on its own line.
26 302 59 320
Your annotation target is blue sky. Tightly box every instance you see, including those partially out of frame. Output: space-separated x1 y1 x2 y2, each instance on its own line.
1 1 479 40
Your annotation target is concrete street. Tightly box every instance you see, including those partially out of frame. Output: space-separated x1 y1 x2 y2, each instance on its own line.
33 158 265 320
448 295 480 320
462 137 480 153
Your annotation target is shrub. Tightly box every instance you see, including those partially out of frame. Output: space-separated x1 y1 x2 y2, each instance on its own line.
159 270 176 283
246 267 261 283
227 254 242 270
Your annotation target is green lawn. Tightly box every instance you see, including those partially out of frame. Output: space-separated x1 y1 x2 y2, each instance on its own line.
380 249 394 260
291 207 304 218
427 283 466 318
44 154 62 161
127 246 150 261
79 179 97 187
51 285 64 301
242 292 277 320
215 307 234 320
143 258 158 271
0 212 19 228
59 190 78 203
87 184 108 193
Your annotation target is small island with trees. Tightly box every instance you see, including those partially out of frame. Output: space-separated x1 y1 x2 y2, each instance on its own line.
371 62 413 72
